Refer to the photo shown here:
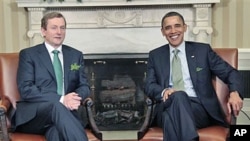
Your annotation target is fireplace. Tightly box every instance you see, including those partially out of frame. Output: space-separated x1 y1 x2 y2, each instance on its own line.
84 53 148 130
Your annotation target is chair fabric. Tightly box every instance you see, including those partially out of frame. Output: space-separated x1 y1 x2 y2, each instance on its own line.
138 48 238 141
0 53 102 141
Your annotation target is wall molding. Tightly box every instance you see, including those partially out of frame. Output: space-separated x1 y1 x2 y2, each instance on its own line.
238 48 250 70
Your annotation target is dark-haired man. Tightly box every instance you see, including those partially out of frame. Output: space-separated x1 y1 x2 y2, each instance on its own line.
144 11 243 141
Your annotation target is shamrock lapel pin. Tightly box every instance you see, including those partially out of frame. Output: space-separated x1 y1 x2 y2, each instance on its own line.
196 67 203 72
70 63 81 71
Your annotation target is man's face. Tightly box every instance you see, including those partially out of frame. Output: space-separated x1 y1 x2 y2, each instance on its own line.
161 16 187 47
41 17 66 48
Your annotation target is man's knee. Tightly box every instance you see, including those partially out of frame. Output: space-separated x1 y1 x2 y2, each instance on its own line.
163 91 189 108
170 91 189 101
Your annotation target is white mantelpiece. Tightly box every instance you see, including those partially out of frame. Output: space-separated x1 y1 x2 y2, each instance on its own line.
17 0 220 7
238 48 250 70
16 0 219 54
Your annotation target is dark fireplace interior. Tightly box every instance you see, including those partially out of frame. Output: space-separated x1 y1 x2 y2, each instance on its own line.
84 53 148 131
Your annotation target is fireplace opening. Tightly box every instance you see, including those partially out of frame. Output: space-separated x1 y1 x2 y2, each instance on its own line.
84 54 148 131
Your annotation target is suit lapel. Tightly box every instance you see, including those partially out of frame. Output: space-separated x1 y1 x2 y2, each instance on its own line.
37 44 55 79
185 43 197 88
161 45 171 88
62 46 71 92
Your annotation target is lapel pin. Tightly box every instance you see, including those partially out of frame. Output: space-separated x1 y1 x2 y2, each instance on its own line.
191 56 195 58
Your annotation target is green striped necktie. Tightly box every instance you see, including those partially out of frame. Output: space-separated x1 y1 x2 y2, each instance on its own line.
172 49 185 90
52 50 63 95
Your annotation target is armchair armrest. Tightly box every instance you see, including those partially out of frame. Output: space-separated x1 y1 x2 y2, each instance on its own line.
230 111 237 125
0 97 11 112
137 97 153 140
83 97 102 140
224 106 237 141
0 102 10 141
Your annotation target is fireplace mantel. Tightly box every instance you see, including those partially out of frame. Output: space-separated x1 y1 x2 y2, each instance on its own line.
16 0 220 54
16 0 220 7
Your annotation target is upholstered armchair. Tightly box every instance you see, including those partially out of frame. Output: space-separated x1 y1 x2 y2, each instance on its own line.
0 53 102 141
138 48 238 141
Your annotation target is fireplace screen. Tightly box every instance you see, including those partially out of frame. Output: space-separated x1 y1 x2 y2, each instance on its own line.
84 55 148 131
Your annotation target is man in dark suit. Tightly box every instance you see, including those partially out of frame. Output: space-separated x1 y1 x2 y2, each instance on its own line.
14 12 90 141
144 11 244 141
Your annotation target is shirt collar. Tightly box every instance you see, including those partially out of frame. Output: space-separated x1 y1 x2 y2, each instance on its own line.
169 41 185 53
44 42 62 54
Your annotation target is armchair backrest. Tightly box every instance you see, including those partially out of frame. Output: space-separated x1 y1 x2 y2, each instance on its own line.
0 53 20 109
212 48 238 124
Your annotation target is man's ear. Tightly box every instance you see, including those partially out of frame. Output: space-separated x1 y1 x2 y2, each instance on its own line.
41 28 46 37
161 28 165 36
183 24 187 32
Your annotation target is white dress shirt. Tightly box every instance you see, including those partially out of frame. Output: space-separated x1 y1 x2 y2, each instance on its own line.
45 42 65 102
163 41 197 97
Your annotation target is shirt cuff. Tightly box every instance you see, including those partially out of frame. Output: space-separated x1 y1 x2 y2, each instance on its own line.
59 96 64 103
161 88 167 97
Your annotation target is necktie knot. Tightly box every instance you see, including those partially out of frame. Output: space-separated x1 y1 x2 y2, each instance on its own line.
52 50 60 55
173 49 180 57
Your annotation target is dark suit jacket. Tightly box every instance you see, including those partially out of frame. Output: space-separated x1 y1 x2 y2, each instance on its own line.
13 43 90 129
145 41 243 127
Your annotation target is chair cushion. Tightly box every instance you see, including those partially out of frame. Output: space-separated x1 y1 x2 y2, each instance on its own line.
198 126 229 141
10 132 46 141
139 126 229 141
9 129 100 141
139 127 163 141
86 129 101 141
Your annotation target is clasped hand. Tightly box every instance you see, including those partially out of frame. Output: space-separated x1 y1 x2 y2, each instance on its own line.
162 88 176 102
63 92 82 110
227 91 243 117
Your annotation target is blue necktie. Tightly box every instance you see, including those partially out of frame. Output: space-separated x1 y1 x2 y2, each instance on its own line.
52 50 63 95
172 49 185 90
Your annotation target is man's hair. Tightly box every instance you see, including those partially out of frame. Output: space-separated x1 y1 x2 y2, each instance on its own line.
41 12 66 30
161 11 185 28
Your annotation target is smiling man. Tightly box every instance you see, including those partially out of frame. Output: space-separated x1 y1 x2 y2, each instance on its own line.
144 11 243 141
14 12 90 141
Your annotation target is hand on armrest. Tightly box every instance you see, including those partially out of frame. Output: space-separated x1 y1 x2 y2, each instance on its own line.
227 91 243 117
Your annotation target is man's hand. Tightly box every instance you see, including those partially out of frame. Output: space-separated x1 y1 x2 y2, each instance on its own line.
162 88 176 102
227 91 243 116
63 92 82 110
